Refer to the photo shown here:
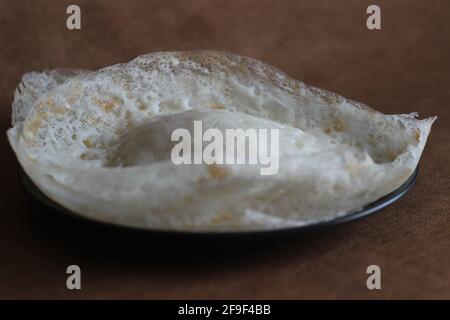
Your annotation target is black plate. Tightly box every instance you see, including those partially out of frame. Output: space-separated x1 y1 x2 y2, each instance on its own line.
18 166 419 243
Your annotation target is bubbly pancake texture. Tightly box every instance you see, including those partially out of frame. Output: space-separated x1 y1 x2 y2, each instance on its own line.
7 51 435 231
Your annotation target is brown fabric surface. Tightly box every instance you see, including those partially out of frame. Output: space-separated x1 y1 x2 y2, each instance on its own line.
0 0 449 299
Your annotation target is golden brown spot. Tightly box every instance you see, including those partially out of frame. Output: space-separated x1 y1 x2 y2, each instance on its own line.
137 100 147 111
66 82 82 104
82 139 94 148
24 116 42 136
414 129 421 142
332 118 347 131
93 97 123 113
323 127 332 134
289 80 301 91
36 98 67 116
386 150 398 162
79 153 98 160
207 164 230 180
210 212 233 224
208 103 224 110
67 96 78 104
52 106 67 115
46 98 68 114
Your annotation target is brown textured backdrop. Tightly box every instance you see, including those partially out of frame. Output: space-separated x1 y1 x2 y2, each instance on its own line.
0 0 449 299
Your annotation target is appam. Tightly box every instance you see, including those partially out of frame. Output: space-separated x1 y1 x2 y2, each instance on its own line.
7 51 436 232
